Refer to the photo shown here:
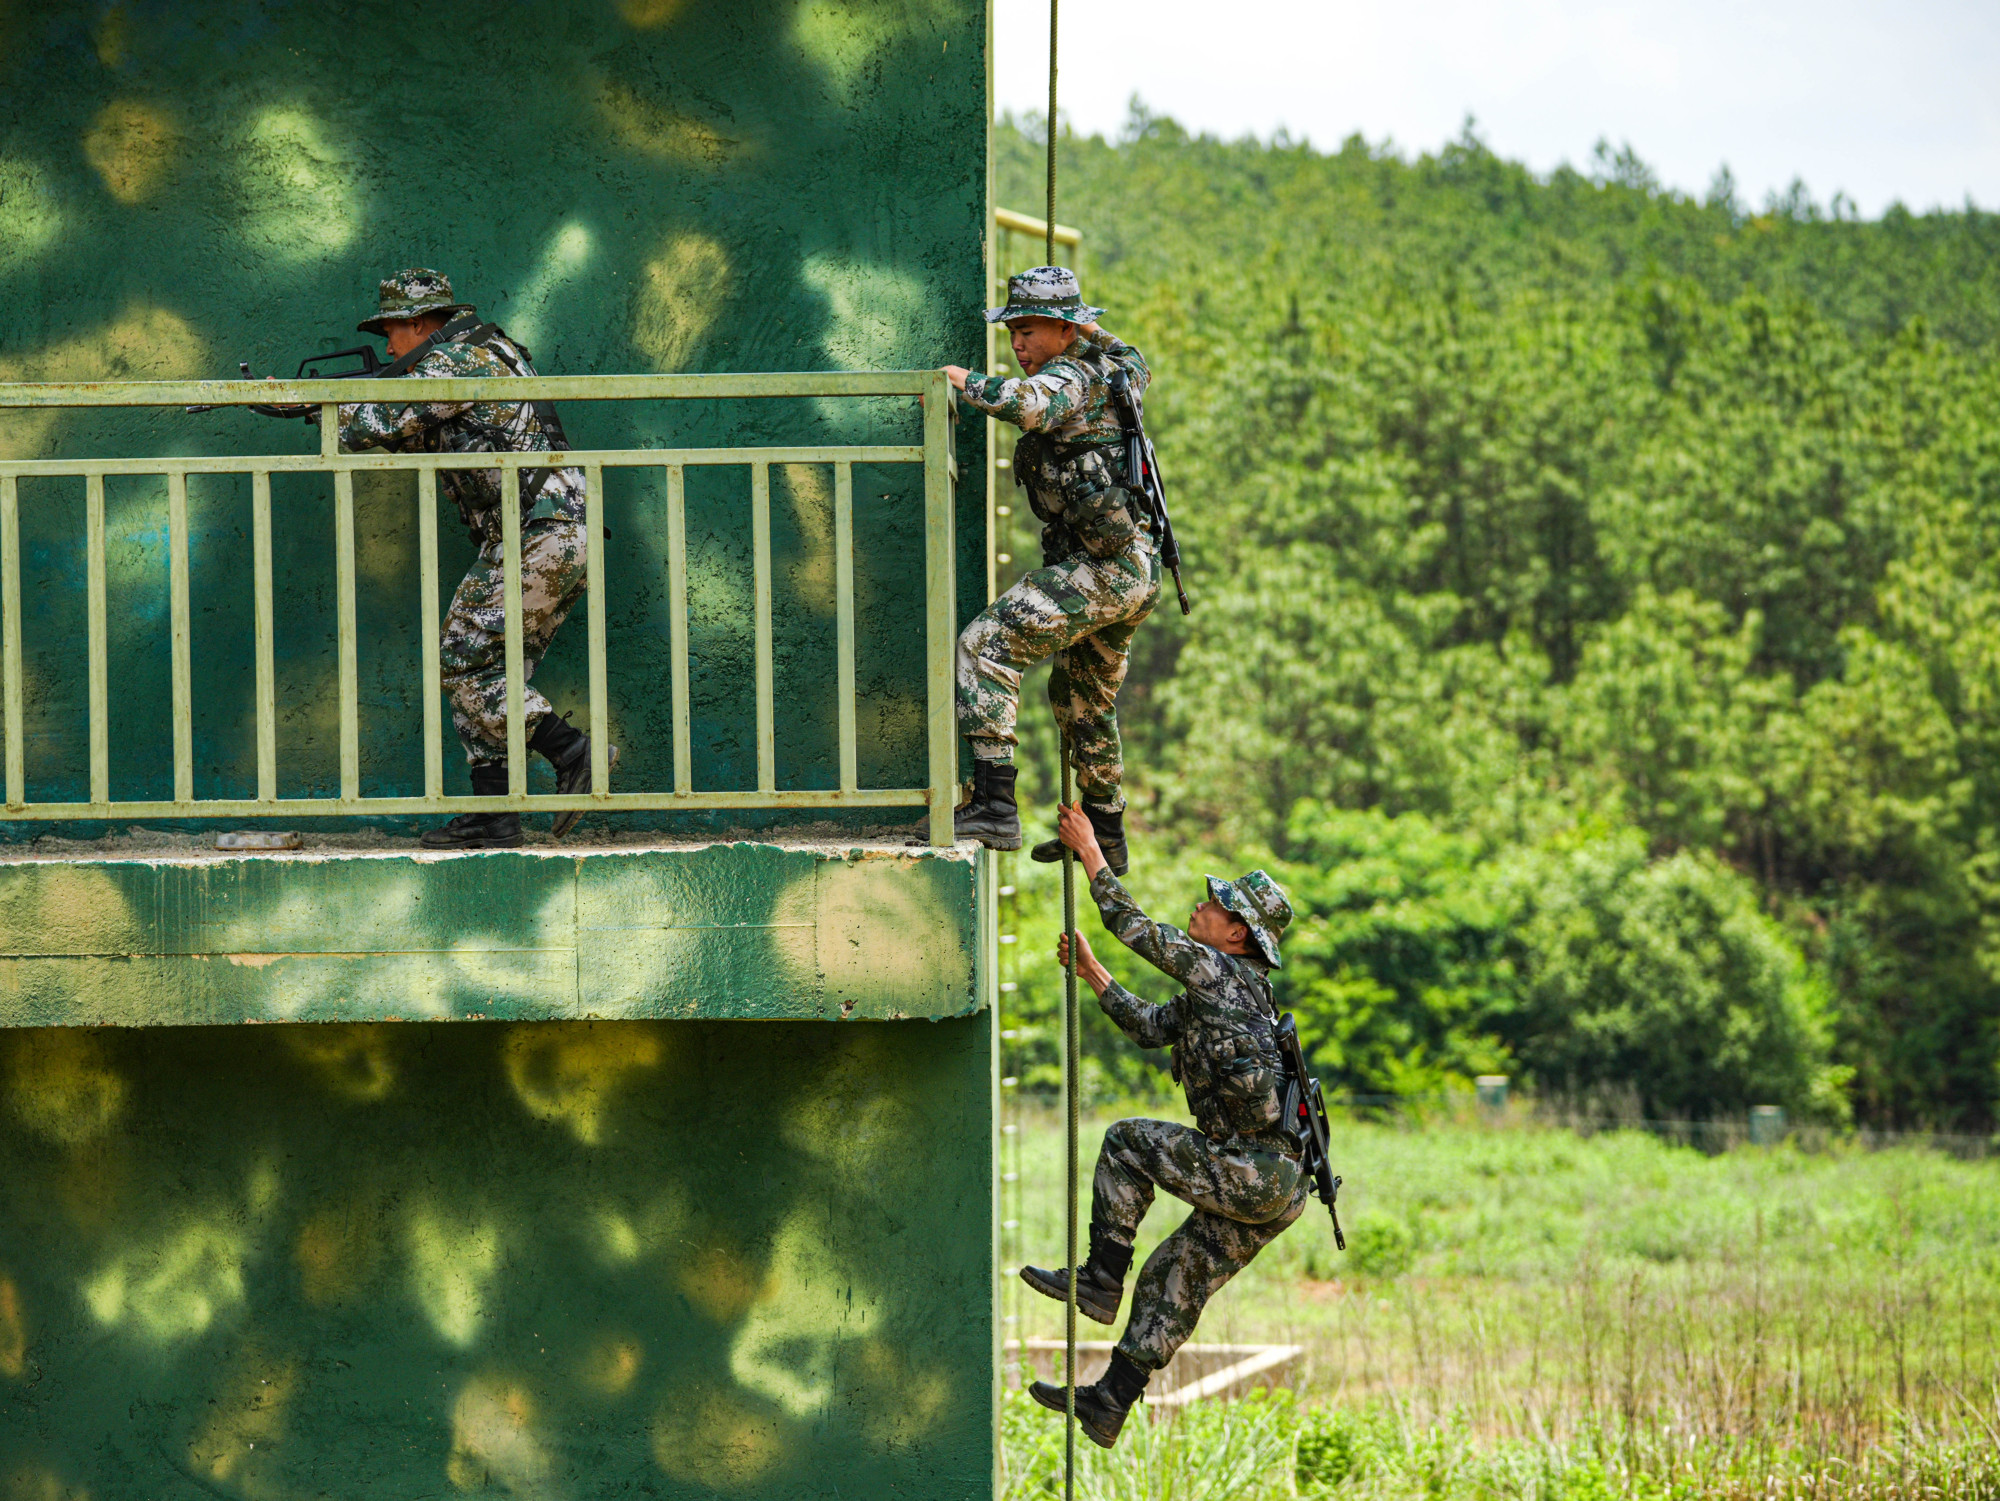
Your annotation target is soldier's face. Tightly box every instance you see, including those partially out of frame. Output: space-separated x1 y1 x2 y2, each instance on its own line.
382 313 449 358
1006 316 1078 376
1189 899 1251 953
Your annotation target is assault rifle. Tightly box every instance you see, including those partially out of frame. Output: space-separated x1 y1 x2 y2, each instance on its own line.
186 347 386 418
1276 1012 1345 1253
1106 366 1192 615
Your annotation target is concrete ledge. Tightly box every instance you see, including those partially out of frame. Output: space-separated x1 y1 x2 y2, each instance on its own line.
0 837 982 1027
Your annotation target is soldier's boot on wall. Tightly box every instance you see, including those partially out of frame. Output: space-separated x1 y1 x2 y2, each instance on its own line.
1029 1348 1151 1449
1019 1226 1132 1326
953 760 1021 850
1030 801 1129 876
420 763 523 849
530 712 618 840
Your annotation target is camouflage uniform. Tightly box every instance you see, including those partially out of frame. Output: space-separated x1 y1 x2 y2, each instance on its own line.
956 276 1158 808
1086 867 1306 1373
338 291 587 768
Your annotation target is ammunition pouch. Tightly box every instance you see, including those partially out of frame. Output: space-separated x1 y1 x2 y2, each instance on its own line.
1013 433 1138 561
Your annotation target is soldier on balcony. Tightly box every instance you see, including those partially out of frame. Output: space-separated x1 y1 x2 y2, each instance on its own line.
338 268 613 848
943 267 1158 875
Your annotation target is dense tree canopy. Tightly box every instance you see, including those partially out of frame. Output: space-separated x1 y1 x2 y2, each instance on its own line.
992 111 2000 1130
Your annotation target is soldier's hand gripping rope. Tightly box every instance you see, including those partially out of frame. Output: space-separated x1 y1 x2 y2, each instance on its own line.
1105 367 1190 616
1276 1012 1346 1252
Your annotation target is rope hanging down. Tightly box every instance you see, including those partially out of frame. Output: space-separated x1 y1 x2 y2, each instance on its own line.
1046 6 1078 1496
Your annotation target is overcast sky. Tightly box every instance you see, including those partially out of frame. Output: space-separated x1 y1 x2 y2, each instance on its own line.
992 0 2000 218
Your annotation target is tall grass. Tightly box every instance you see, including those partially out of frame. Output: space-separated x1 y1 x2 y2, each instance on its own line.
1000 1113 2000 1498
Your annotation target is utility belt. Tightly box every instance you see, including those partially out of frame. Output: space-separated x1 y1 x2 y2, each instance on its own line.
1014 433 1147 560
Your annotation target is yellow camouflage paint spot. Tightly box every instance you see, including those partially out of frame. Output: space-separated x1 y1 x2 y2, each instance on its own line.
237 106 358 258
776 464 836 615
0 1275 24 1377
857 1338 952 1446
650 1384 784 1488
287 1023 399 1101
295 1199 381 1307
800 252 928 368
448 1375 552 1494
578 1333 643 1395
792 0 958 103
675 1243 769 1324
186 1348 300 1488
405 1204 501 1348
633 234 730 372
502 1022 663 1145
730 1208 879 1417
0 159 61 268
92 4 129 67
0 304 206 458
82 1217 247 1343
598 77 736 164
5 1030 126 1148
3 1465 89 1501
83 99 176 202
616 0 689 26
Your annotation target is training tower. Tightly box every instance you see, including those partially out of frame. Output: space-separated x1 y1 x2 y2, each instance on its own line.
0 3 999 1496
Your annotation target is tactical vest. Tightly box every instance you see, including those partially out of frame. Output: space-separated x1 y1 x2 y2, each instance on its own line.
382 314 575 538
1169 969 1290 1145
1010 347 1144 561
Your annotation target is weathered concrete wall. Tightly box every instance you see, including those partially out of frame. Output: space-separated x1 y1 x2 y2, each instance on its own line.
0 0 991 836
0 840 981 1026
0 1012 998 1497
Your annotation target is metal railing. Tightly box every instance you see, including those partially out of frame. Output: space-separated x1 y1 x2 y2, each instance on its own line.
0 371 960 844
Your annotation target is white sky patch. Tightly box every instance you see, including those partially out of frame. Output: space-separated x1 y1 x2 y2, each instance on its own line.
994 0 2000 217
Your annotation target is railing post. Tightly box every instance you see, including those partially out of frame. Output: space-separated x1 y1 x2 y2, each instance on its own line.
835 462 857 794
923 370 958 846
501 462 527 800
667 464 691 796
418 468 443 802
335 469 359 804
252 471 277 802
168 471 193 805
0 475 20 811
586 462 608 800
86 475 107 807
752 462 774 795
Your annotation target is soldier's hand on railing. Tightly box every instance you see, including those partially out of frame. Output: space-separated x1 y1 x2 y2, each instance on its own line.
941 364 970 392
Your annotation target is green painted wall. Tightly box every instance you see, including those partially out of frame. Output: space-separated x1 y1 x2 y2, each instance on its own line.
0 841 981 1027
0 0 991 837
0 1012 998 1498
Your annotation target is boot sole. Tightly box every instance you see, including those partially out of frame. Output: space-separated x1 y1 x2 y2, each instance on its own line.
551 745 618 841
1018 1265 1119 1325
1028 840 1128 876
1028 1382 1124 1448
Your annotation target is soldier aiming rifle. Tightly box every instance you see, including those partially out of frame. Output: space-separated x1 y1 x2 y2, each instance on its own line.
944 267 1165 875
1018 805 1341 1448
316 269 614 847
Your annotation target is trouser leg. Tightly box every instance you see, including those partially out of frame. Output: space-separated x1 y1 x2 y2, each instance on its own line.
1048 606 1149 808
956 543 1158 767
1088 1117 1307 1372
440 519 589 767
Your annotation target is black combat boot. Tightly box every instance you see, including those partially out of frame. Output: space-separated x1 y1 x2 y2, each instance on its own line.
1030 1348 1151 1449
953 760 1021 851
529 712 618 839
421 763 522 849
1030 800 1129 876
1019 1226 1133 1326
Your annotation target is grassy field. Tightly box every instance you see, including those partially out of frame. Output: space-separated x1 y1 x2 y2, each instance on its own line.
999 1111 2000 1498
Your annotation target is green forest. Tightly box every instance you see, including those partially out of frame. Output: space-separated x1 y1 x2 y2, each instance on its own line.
989 110 2000 1131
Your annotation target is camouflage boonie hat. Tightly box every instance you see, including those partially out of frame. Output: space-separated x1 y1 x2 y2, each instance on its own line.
1205 869 1293 969
985 265 1104 325
358 267 475 335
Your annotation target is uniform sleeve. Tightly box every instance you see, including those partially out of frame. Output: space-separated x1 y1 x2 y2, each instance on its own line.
1089 867 1228 986
1095 978 1178 1050
957 357 1091 432
338 350 477 452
